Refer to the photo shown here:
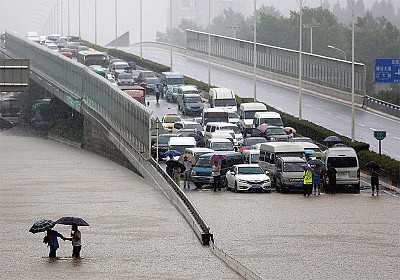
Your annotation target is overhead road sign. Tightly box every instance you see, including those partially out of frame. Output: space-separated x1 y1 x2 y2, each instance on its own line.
0 58 30 92
374 58 400 83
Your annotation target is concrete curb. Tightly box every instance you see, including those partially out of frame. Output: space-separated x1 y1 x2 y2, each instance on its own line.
47 134 82 148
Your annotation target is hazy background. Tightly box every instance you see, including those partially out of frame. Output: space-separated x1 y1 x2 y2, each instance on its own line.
0 0 398 45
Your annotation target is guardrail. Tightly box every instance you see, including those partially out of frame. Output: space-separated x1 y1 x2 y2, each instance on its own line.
363 95 400 118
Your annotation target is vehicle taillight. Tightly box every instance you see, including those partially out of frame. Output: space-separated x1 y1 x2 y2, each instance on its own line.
357 168 360 178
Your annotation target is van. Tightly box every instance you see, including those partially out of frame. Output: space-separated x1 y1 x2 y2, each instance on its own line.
168 137 196 154
202 108 229 126
253 112 284 128
237 102 267 134
184 147 214 161
208 88 237 112
160 72 185 94
177 85 198 109
258 142 305 187
323 145 360 193
295 142 322 154
275 157 307 193
204 122 243 146
242 150 260 164
205 138 235 151
191 151 244 188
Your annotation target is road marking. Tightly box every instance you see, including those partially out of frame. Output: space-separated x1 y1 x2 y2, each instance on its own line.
358 124 365 127
394 137 400 140
369 127 376 131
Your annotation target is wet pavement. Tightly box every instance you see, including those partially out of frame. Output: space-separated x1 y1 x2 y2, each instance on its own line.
0 127 241 280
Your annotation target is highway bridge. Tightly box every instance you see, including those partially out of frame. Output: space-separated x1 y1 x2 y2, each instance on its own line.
1 31 399 279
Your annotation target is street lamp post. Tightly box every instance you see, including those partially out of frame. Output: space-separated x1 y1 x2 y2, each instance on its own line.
78 0 81 38
349 0 355 142
253 0 257 102
95 0 97 44
303 24 319 54
296 0 305 120
140 0 143 59
115 0 118 49
208 0 211 85
67 0 70 36
327 45 347 60
170 0 173 71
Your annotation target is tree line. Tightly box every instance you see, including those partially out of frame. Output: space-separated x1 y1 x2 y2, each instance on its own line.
156 1 400 104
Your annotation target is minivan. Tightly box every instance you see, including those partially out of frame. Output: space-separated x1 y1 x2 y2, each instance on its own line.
253 112 284 128
274 156 307 193
323 145 360 193
168 137 196 155
205 138 235 151
179 93 203 116
204 122 243 146
184 147 214 161
191 151 244 188
177 85 199 109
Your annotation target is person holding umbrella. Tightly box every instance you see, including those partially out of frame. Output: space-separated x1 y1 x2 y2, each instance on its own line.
67 224 82 258
366 161 381 196
212 160 221 192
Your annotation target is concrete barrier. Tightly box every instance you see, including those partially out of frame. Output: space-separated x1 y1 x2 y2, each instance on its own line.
363 96 400 118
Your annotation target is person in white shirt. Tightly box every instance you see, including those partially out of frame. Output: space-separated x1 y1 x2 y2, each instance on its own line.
182 156 192 188
68 224 82 258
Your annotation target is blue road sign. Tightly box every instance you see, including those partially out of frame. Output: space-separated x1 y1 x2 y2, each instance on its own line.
375 58 400 83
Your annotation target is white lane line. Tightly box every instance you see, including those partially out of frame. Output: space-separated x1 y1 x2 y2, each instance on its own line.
358 124 365 127
394 137 400 140
369 127 376 131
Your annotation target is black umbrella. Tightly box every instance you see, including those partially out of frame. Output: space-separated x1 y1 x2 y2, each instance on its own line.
29 219 56 234
308 159 325 166
323 135 341 143
302 164 315 174
56 217 90 226
365 161 381 171
165 160 185 171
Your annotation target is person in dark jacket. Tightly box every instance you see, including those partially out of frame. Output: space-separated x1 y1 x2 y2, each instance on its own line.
327 164 337 194
44 229 67 258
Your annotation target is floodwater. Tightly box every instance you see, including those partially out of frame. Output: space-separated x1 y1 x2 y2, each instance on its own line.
0 127 241 280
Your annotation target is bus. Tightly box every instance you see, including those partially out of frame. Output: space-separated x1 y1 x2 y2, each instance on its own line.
76 49 108 68
0 97 21 124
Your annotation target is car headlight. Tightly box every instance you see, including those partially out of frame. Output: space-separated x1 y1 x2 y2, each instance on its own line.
270 137 276 141
191 170 196 176
237 178 247 183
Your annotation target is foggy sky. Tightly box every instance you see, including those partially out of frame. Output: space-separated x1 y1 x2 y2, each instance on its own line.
0 0 397 46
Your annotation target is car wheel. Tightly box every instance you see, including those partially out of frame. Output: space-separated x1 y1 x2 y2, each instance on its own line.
234 182 238 193
223 178 229 190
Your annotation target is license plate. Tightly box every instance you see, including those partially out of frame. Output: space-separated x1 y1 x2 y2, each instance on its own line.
294 184 303 188
198 177 208 181
252 185 261 189
338 172 348 177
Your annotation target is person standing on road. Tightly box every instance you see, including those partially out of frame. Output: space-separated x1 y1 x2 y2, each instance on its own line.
313 164 323 195
173 166 182 186
166 155 174 177
182 156 192 188
154 85 160 103
44 229 67 258
303 166 313 196
327 164 337 194
370 168 380 196
67 224 82 258
212 161 221 192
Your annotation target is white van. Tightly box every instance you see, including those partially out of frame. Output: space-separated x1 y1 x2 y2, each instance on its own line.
168 137 196 155
323 145 360 192
184 147 214 161
258 142 305 186
202 108 229 126
253 112 284 128
205 138 235 151
177 85 199 109
237 102 267 134
296 142 321 154
208 88 237 112
204 122 243 146
242 149 260 164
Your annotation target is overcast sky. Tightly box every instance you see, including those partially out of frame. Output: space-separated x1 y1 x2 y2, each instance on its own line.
0 0 397 45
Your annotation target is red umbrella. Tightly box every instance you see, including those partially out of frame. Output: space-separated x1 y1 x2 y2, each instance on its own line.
211 154 228 161
283 127 296 134
257 123 269 133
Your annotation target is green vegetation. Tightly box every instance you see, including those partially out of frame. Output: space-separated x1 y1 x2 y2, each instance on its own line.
49 116 83 143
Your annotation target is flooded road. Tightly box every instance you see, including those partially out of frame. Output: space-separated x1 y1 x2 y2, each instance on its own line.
0 127 241 280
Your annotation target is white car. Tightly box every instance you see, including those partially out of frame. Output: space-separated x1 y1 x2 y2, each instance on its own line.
224 164 271 192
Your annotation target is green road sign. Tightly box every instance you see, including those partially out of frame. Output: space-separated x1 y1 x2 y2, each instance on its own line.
373 131 386 140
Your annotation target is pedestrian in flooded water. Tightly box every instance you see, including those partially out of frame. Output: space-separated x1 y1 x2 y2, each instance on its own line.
212 161 221 192
302 165 313 196
370 167 380 196
67 224 82 258
313 164 323 195
44 229 67 258
327 164 337 194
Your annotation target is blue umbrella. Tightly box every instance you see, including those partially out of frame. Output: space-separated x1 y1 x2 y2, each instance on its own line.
305 149 315 155
162 150 181 157
323 136 341 143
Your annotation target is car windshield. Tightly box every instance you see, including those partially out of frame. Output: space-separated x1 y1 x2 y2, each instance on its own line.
186 97 202 103
163 116 181 123
195 158 212 167
166 77 184 85
145 77 159 84
131 70 142 77
251 154 260 163
142 71 156 78
260 118 283 126
220 126 240 134
211 143 234 151
265 127 286 135
245 138 266 146
115 63 129 69
283 162 305 172
214 99 236 107
238 166 263 174
118 73 132 79
228 112 238 118
244 110 263 119
185 123 202 130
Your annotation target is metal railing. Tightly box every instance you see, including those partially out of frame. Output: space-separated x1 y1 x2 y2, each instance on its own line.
363 95 400 118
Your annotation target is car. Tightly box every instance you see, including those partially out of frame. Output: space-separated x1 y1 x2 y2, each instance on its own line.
263 126 289 142
46 43 59 52
136 70 157 84
161 114 182 131
59 48 72 58
171 120 202 134
139 76 160 94
56 36 69 48
151 133 178 159
110 61 130 79
165 85 180 102
224 164 271 192
116 72 134 86
131 70 142 83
